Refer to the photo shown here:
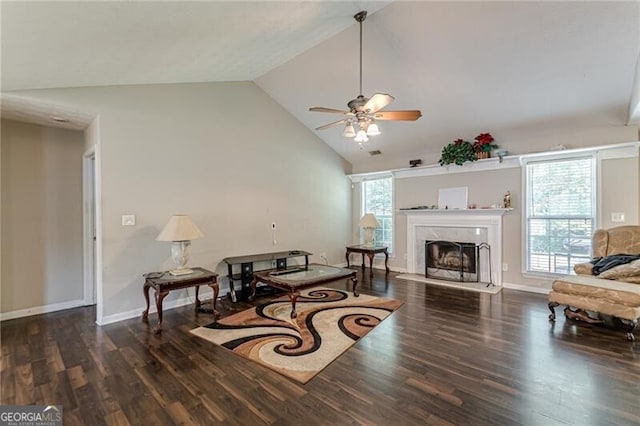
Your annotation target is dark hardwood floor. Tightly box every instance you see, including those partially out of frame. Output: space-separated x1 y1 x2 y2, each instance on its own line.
2 269 639 425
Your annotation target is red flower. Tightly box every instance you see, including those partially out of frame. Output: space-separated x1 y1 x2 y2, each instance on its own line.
472 132 497 152
453 138 465 145
474 133 494 145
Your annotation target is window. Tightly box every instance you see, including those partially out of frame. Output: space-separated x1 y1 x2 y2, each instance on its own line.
362 176 393 251
525 156 595 275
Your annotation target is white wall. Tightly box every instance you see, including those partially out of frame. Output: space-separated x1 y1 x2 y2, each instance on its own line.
1 119 85 313
7 82 352 322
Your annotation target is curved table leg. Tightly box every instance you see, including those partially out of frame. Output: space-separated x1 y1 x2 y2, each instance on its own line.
361 253 366 270
208 281 220 318
366 253 374 275
142 282 151 322
248 276 259 302
289 290 300 318
153 289 169 334
345 249 350 268
384 249 390 273
195 285 202 311
351 276 359 297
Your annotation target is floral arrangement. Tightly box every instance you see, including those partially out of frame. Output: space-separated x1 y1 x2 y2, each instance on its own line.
438 138 477 166
473 132 498 153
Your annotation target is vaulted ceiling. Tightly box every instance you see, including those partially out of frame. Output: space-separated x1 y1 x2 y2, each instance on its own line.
2 1 638 172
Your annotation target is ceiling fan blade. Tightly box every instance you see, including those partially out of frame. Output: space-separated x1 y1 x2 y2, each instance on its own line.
363 93 395 113
373 110 422 121
315 119 348 131
309 107 350 114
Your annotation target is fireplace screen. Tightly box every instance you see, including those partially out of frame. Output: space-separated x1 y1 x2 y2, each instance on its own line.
425 240 479 282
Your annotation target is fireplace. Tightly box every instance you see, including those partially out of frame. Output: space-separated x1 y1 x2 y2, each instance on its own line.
402 210 507 287
425 240 478 282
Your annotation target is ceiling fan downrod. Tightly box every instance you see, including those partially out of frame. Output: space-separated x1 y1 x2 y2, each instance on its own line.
354 11 367 98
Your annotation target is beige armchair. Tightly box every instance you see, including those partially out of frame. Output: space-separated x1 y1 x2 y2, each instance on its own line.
549 225 640 341
573 225 640 282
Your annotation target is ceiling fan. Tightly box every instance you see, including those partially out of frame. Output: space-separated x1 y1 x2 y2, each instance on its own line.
309 10 422 145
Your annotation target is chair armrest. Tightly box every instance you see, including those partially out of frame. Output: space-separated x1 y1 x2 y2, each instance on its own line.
574 262 594 275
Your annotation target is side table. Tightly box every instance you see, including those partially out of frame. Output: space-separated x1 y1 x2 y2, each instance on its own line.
345 244 390 275
142 267 219 334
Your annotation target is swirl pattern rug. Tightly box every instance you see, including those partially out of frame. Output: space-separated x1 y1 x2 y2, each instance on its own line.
190 288 403 384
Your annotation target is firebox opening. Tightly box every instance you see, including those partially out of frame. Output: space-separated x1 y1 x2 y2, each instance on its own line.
425 240 479 282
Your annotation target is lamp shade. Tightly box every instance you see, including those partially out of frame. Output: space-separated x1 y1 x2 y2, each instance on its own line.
359 213 380 228
156 215 204 241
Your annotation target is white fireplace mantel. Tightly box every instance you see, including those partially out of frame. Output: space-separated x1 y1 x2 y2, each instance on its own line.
398 208 512 215
404 209 508 286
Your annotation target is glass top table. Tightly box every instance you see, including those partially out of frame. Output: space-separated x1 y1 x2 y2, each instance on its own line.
249 263 358 318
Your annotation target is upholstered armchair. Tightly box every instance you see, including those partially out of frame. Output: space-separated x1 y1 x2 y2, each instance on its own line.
573 225 640 283
549 225 640 341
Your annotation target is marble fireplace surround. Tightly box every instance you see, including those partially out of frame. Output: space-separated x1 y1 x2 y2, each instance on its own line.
403 209 508 287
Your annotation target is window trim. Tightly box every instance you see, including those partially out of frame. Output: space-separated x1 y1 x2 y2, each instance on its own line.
521 154 597 277
361 174 394 254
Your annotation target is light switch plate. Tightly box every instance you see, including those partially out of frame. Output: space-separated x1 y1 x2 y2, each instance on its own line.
611 212 625 223
122 215 136 226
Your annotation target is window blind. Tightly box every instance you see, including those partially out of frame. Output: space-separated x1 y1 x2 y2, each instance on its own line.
525 156 595 274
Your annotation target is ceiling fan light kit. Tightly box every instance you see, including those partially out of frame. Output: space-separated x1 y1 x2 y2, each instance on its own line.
366 120 381 136
309 10 422 147
354 129 368 143
343 123 356 138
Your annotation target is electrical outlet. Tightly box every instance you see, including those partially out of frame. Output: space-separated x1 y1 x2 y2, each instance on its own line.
611 212 625 223
502 263 508 272
121 215 135 226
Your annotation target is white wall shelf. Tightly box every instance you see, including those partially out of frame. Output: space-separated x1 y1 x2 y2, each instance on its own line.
347 141 640 182
348 156 520 182
398 208 512 215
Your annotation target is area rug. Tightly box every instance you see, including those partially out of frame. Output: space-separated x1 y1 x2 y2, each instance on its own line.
190 287 403 384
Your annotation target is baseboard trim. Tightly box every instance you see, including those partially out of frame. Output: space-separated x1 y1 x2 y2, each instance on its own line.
99 295 197 325
0 299 86 321
503 282 551 295
334 260 405 273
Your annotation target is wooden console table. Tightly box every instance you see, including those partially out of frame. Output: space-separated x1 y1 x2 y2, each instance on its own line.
223 250 311 302
142 267 219 334
345 244 390 275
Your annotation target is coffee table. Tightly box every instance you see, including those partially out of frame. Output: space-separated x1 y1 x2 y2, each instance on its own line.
249 264 358 318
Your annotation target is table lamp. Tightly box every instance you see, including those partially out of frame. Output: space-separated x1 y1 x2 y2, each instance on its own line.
359 213 380 247
156 215 204 276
